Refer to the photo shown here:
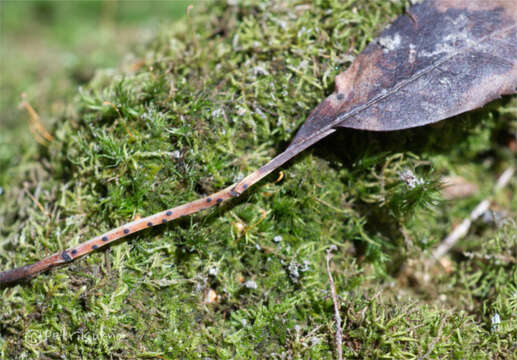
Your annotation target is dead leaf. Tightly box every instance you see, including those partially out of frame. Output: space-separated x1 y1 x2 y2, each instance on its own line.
291 0 517 144
237 0 517 196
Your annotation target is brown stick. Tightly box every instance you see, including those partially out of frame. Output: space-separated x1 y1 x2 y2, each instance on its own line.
0 128 335 285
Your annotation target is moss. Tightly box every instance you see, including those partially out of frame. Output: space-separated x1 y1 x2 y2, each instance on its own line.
1 1 516 358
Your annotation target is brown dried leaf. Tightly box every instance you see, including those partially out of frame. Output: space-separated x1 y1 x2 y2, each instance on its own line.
291 0 517 144
441 176 478 200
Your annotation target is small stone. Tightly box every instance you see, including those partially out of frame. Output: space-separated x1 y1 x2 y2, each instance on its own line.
273 235 283 243
244 280 257 289
310 336 322 346
481 210 507 226
204 289 220 304
491 313 501 332
288 261 300 283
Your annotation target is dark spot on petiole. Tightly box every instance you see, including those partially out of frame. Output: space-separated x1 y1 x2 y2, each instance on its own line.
124 229 130 234
61 251 72 263
102 236 108 242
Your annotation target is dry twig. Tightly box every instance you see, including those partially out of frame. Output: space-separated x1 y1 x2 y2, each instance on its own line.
433 167 515 259
326 247 343 360
19 94 53 144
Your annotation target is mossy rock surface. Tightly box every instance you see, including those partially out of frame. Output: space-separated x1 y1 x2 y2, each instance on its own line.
1 1 516 358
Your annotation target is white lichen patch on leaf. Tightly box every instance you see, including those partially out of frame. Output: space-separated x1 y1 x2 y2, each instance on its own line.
378 33 402 53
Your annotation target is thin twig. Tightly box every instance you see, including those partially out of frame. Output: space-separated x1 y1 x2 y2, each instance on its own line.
433 166 515 260
326 248 343 360
24 189 51 219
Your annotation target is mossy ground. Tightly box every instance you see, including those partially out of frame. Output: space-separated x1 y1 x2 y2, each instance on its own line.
1 1 516 359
